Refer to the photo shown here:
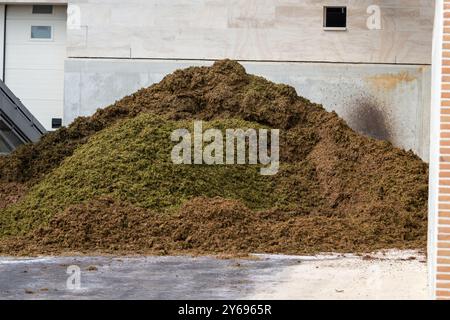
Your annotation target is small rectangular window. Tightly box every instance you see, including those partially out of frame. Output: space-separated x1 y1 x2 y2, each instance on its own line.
52 118 62 129
31 26 52 40
324 6 347 30
32 5 53 14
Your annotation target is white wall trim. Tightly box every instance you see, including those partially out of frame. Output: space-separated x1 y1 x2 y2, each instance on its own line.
428 0 443 300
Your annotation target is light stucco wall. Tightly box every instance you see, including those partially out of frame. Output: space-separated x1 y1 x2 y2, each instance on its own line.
65 0 434 64
64 59 431 161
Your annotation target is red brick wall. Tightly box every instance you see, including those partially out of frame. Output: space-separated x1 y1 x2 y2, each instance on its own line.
438 0 450 300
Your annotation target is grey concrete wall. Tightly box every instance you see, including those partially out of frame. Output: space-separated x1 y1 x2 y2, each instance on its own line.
65 0 434 64
64 59 431 161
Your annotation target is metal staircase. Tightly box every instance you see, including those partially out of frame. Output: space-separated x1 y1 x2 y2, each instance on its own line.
0 80 46 154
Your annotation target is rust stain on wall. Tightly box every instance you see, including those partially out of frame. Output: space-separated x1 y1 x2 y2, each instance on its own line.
366 72 417 90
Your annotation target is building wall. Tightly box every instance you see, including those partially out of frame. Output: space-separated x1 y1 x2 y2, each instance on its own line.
60 0 434 161
65 0 434 64
3 4 67 130
0 1 68 81
0 0 433 159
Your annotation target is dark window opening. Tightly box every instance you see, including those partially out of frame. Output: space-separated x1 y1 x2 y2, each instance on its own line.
0 135 13 154
324 6 347 29
52 118 62 129
32 5 53 14
0 119 23 153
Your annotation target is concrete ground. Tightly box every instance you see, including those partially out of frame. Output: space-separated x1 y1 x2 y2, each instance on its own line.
0 250 428 300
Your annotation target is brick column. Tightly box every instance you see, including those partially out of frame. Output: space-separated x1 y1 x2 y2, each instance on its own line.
433 0 450 300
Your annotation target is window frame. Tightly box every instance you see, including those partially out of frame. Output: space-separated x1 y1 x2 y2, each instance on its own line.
29 25 54 41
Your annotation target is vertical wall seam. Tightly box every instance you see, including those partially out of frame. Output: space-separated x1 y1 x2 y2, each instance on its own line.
2 5 6 82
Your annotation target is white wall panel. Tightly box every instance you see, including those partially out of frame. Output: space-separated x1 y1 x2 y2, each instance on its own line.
4 4 67 130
